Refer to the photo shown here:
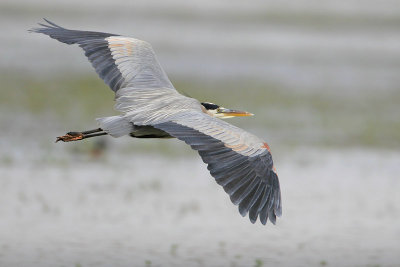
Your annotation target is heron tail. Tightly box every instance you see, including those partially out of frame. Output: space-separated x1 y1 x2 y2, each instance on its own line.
96 116 133 137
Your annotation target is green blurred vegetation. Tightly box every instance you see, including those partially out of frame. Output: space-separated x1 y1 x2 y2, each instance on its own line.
1 73 399 150
0 73 115 119
174 78 400 149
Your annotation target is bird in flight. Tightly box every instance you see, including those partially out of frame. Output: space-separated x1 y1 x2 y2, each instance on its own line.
30 19 281 225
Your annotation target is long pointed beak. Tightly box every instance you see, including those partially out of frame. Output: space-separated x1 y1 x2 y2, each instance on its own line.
217 108 254 118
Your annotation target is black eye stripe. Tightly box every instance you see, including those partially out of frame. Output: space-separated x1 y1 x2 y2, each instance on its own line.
201 102 219 110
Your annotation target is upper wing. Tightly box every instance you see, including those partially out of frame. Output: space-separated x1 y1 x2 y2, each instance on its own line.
153 112 282 225
30 19 175 92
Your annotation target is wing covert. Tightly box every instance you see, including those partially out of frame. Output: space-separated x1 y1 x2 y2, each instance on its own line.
154 113 282 225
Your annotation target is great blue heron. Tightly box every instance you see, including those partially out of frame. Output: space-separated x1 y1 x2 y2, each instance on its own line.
30 19 281 225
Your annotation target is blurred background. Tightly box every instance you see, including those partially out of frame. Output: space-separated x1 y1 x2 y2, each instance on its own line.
0 0 399 266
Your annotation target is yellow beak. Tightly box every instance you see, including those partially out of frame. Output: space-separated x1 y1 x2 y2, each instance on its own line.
216 108 254 118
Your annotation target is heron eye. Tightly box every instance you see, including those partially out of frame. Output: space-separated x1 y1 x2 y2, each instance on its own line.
216 108 221 113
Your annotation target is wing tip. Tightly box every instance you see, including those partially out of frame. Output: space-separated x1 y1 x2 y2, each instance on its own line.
246 172 282 225
29 18 62 34
237 186 282 225
222 164 282 225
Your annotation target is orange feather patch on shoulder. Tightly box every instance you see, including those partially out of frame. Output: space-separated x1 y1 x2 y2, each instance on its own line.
273 165 278 174
225 143 249 152
262 142 271 152
107 37 135 56
108 43 124 48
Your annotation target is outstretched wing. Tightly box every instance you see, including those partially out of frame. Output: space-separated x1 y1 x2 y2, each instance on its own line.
153 112 282 225
30 19 175 92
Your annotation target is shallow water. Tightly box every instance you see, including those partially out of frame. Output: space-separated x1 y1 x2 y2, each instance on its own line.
1 149 400 266
0 119 399 266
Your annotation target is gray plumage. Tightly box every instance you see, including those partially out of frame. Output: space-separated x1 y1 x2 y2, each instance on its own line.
30 19 282 225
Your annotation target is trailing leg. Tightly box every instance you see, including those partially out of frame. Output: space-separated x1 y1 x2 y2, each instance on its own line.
56 128 107 142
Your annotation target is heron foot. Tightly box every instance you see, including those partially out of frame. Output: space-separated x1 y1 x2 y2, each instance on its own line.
56 132 84 143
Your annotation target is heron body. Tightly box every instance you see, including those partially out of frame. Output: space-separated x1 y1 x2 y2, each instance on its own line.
130 125 172 139
30 19 282 225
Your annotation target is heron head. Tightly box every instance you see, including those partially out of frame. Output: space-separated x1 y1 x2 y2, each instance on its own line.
201 102 254 119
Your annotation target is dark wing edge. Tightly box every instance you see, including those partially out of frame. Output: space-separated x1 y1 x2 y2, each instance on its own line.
30 19 175 93
29 19 117 45
154 121 282 225
29 19 123 92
